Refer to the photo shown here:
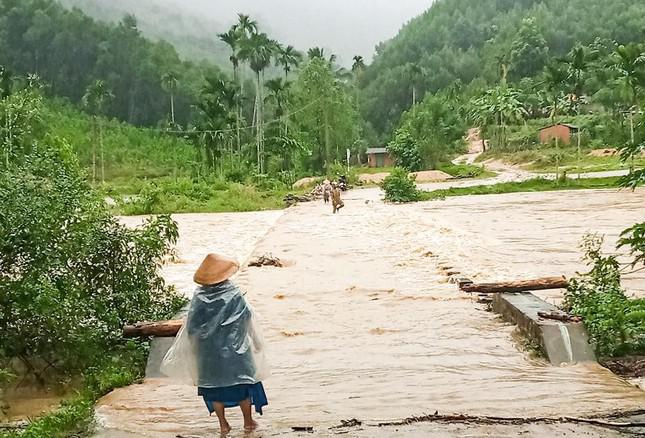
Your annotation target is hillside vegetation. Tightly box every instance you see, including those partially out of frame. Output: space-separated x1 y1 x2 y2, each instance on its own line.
0 0 219 126
361 0 645 137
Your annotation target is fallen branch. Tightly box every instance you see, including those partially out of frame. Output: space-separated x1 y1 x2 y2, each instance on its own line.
375 412 645 430
123 319 183 338
537 310 582 323
460 276 569 294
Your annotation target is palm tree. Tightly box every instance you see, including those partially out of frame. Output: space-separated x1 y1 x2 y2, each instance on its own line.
197 77 239 172
612 44 645 169
83 80 114 183
218 27 243 151
565 45 598 177
543 63 569 179
237 14 258 36
352 56 365 74
308 47 325 60
218 28 241 77
265 78 291 134
275 44 302 80
351 55 366 99
240 32 277 172
161 71 179 125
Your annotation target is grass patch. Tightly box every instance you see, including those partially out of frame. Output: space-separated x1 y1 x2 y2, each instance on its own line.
2 342 152 438
477 146 645 174
436 162 497 179
421 177 621 201
103 177 299 215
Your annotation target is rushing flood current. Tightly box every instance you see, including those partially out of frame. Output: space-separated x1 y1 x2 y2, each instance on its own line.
96 188 645 437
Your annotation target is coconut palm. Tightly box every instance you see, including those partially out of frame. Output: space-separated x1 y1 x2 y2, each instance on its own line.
275 44 302 80
161 71 179 125
240 32 277 172
83 80 114 183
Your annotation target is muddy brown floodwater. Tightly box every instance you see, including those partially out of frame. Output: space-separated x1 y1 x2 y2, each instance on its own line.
95 188 645 437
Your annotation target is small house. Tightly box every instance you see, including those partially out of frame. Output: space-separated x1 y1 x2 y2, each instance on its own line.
366 147 394 168
539 123 580 145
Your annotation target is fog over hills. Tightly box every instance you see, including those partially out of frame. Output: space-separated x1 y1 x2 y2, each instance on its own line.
59 0 433 65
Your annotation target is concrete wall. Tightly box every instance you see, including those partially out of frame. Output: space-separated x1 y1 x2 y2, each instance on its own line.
367 153 395 168
539 125 573 145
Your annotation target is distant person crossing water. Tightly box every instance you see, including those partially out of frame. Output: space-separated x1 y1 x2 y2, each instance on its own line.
331 181 344 214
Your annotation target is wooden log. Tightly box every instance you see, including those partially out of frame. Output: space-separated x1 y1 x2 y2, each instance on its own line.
537 310 582 323
123 319 184 338
459 276 568 294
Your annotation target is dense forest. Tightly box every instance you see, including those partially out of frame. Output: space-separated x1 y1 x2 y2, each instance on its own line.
361 0 645 137
0 0 219 126
0 0 363 187
57 0 232 65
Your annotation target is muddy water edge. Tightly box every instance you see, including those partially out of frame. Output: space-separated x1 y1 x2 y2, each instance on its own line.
94 188 645 437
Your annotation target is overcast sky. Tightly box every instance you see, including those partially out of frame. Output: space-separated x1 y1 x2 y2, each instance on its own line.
170 0 433 64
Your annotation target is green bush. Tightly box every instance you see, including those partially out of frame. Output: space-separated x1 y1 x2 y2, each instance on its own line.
0 92 186 383
387 130 423 172
380 167 421 202
563 234 645 357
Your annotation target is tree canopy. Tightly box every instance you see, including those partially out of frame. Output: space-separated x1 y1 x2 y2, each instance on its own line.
360 0 645 139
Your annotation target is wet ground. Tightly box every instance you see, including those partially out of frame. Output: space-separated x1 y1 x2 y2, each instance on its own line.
95 186 645 437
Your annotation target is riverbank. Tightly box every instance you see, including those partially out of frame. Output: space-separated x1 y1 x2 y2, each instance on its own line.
421 176 621 201
1 343 150 438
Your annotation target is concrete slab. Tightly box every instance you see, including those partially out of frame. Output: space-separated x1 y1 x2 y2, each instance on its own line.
492 293 596 365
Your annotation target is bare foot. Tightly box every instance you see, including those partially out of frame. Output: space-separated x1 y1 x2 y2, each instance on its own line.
244 419 258 432
219 421 232 436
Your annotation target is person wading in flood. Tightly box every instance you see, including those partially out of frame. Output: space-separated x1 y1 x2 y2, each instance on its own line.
323 179 332 204
161 254 269 434
331 181 344 214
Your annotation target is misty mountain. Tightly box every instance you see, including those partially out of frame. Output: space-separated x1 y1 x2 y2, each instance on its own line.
58 0 231 66
58 0 432 66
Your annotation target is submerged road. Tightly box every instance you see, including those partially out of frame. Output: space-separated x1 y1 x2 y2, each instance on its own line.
96 187 645 437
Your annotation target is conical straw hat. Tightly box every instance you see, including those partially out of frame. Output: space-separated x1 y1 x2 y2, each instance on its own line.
193 253 240 286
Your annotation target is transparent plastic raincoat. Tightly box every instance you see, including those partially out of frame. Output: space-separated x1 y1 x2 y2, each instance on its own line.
161 280 269 388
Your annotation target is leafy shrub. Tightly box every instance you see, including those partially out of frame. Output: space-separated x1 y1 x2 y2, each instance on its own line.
380 167 421 202
0 103 186 381
563 234 645 357
387 130 423 172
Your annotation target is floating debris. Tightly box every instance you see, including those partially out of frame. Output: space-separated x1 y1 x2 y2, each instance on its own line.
249 253 286 268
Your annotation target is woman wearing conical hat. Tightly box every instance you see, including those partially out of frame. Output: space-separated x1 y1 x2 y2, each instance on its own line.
162 254 269 434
